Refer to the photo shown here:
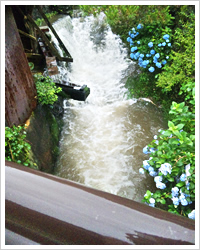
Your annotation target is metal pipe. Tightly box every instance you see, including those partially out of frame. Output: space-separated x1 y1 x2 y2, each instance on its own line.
5 161 195 245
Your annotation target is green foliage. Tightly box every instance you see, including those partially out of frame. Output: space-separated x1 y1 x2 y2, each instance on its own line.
125 5 195 119
28 62 34 70
35 11 58 26
5 125 32 167
34 74 62 106
156 10 195 96
141 98 195 218
79 5 174 44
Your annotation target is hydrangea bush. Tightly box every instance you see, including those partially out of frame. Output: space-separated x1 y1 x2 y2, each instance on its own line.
127 23 172 73
139 98 195 220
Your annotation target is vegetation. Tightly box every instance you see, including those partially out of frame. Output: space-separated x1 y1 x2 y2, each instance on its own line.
35 11 58 26
141 98 195 218
34 74 62 106
80 5 195 220
5 125 36 168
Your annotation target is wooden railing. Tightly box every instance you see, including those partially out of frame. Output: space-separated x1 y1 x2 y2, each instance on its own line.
5 161 195 245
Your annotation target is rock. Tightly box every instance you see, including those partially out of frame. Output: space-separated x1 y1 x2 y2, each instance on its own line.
26 96 64 173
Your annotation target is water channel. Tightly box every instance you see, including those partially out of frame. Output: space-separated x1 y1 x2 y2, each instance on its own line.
52 13 166 202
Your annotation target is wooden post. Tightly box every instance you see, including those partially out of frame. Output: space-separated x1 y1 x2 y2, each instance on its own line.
36 5 73 60
26 14 63 61
18 29 37 41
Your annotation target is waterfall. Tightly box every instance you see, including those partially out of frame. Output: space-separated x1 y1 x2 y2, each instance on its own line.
52 13 165 202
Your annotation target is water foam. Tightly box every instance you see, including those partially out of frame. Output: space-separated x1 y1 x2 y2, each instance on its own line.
53 13 165 201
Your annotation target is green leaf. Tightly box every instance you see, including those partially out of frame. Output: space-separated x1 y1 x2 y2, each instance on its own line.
160 199 166 205
144 190 152 199
173 130 181 138
168 177 174 182
176 182 185 188
162 130 172 137
168 121 174 128
177 124 185 130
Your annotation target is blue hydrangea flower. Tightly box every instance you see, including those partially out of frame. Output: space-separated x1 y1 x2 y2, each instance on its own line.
156 62 162 68
171 187 179 197
149 170 158 177
166 39 169 42
163 34 170 40
141 60 149 68
166 56 169 59
137 23 143 29
155 53 160 59
154 176 163 183
139 168 145 174
137 41 140 44
140 54 144 58
149 148 156 153
162 42 166 46
143 145 149 154
150 49 155 55
154 135 157 140
135 52 140 57
141 62 147 68
188 210 195 220
179 193 188 206
162 60 167 65
127 37 131 42
149 198 155 207
153 57 158 63
180 173 187 182
130 53 134 59
158 43 162 47
172 197 179 206
180 198 188 206
148 42 153 48
146 54 151 57
138 62 143 67
148 66 155 73
156 181 166 189
131 46 138 52
143 160 151 170
159 163 172 175
148 166 154 172
168 43 171 46
132 28 136 32
132 54 138 60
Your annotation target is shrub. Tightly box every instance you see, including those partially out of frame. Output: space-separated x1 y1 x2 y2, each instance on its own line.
34 74 62 106
79 5 174 44
35 11 58 26
5 125 32 167
156 10 195 97
140 97 195 219
127 23 172 73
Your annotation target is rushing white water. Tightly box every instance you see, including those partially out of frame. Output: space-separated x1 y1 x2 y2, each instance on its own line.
53 13 166 202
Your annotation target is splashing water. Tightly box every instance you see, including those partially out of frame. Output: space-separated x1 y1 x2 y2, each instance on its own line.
53 13 166 202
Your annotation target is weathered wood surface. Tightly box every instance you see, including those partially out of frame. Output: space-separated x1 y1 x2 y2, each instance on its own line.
36 5 73 61
5 6 37 126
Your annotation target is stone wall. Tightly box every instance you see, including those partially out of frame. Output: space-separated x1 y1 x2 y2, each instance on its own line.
26 96 65 173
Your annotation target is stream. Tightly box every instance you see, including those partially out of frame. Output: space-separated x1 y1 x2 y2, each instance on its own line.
52 13 166 202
